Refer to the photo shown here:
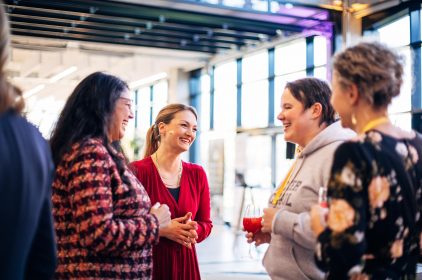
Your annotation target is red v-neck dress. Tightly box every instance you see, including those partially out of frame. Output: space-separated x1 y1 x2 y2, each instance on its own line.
131 157 213 280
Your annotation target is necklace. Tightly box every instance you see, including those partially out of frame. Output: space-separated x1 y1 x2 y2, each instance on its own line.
360 116 390 134
154 152 182 186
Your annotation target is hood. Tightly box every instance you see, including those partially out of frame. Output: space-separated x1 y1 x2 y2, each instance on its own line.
299 121 355 157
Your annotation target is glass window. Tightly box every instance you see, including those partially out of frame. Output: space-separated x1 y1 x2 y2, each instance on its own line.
136 87 152 135
214 87 237 131
214 61 236 90
388 47 411 114
389 112 412 131
377 16 410 48
242 50 268 82
200 74 211 131
152 80 168 121
275 134 294 185
313 66 327 81
222 0 244 8
244 135 272 188
214 61 237 131
274 71 307 124
27 97 64 139
251 0 268 11
275 39 306 75
314 36 328 67
241 80 269 128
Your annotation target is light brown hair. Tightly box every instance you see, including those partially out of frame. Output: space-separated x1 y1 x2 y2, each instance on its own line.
143 103 197 158
333 42 404 109
0 1 24 114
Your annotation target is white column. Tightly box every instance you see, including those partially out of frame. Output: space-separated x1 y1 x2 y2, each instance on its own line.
167 68 189 104
342 1 363 48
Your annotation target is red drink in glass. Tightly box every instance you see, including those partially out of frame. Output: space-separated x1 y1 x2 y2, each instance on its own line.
243 217 262 233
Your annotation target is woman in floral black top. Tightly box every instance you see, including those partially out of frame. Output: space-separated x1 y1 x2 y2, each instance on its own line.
310 42 422 279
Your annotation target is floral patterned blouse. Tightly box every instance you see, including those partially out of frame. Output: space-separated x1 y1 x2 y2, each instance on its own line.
315 130 422 279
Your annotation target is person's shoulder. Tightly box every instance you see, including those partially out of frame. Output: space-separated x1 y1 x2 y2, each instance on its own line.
412 130 422 143
335 135 376 161
4 112 44 138
76 138 105 152
131 156 152 169
1 112 50 150
183 161 207 176
66 138 109 161
183 161 204 171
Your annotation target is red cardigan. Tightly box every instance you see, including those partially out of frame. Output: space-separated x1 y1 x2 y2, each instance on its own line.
131 157 213 280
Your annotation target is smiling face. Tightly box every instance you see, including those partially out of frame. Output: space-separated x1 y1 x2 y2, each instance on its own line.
277 88 315 146
109 89 134 142
159 110 197 153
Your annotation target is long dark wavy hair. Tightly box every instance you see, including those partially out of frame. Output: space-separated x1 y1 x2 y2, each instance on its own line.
50 71 130 183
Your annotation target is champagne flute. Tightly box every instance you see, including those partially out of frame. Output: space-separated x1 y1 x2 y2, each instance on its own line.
318 186 328 208
318 186 329 223
243 204 262 258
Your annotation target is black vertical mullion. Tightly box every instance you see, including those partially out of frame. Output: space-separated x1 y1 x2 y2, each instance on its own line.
189 70 201 163
149 85 153 126
236 58 242 128
268 47 275 126
271 134 276 189
210 66 215 130
410 5 421 113
306 36 314 76
134 89 138 129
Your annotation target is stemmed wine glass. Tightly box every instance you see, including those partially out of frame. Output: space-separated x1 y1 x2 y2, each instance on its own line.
243 204 262 258
318 186 328 208
318 186 329 223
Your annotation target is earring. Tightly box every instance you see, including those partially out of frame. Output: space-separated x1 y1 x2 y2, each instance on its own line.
351 112 357 126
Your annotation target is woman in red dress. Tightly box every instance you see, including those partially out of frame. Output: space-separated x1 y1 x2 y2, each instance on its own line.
131 103 213 280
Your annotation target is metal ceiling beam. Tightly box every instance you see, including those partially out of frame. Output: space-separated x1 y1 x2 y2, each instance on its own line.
10 21 236 49
6 4 273 39
11 28 226 53
5 1 305 34
112 0 330 22
4 0 334 53
8 14 256 46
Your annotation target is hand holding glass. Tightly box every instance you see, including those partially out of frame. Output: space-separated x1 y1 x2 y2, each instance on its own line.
243 204 262 258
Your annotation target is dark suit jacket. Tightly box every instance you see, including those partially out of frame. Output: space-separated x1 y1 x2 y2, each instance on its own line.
0 110 57 279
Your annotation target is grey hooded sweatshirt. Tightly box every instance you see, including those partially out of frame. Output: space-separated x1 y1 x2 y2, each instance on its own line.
263 121 355 280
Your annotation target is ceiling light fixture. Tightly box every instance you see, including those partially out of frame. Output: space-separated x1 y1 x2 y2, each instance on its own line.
129 72 168 89
48 66 78 83
23 84 45 99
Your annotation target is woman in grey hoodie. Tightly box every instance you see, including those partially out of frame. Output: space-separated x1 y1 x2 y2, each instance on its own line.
246 77 354 280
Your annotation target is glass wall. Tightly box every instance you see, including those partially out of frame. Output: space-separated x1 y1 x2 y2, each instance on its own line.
192 35 330 226
129 79 168 160
241 51 269 128
366 14 413 131
214 61 237 131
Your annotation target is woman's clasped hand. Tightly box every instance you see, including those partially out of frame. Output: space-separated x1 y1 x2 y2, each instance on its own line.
159 212 198 248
